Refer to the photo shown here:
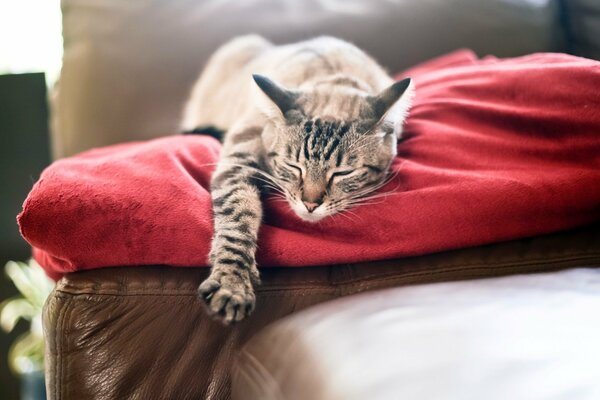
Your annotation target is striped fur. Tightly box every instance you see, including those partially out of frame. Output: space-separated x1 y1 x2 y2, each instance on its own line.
184 36 414 324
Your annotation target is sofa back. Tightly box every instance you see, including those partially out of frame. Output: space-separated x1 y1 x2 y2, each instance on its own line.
53 0 565 158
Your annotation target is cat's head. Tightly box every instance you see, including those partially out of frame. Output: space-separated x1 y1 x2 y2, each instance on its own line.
253 74 414 222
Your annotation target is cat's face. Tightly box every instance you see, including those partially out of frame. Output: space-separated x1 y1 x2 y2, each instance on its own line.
265 118 396 222
254 74 413 222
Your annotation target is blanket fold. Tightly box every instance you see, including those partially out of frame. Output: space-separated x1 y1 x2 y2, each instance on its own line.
18 50 600 278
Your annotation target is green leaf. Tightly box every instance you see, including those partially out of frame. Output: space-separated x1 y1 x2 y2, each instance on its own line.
0 298 36 333
5 261 38 305
8 331 45 374
0 258 54 374
4 259 54 309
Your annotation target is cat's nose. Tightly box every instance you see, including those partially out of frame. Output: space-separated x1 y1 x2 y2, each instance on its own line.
302 201 321 213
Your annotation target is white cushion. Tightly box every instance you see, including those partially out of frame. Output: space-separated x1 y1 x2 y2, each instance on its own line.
236 268 600 400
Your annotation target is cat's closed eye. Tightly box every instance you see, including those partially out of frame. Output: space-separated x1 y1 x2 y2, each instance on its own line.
282 161 303 179
331 170 354 178
283 161 302 173
272 161 303 184
328 169 355 186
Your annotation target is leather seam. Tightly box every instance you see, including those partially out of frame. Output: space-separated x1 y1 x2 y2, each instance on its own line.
55 295 71 400
348 260 600 293
336 253 600 285
52 296 60 400
53 253 600 296
52 288 339 299
65 297 77 399
57 296 67 400
55 249 600 293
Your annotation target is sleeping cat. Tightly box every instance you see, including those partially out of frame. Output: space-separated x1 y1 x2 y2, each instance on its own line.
182 35 414 324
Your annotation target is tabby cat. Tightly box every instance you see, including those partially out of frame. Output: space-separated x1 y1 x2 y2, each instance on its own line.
182 35 414 324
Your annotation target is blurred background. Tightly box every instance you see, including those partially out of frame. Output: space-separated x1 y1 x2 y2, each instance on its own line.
0 0 599 399
1 0 60 398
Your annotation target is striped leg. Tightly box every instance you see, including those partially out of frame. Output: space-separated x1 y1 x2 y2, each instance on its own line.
198 137 264 324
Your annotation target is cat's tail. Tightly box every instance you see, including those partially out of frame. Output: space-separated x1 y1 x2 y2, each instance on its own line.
181 125 225 142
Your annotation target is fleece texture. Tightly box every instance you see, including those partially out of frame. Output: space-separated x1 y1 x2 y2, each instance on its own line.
18 50 600 279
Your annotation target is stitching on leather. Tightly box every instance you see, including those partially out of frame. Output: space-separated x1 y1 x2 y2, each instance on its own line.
54 295 71 400
51 296 59 400
53 288 339 301
63 296 76 399
57 295 201 306
55 258 600 298
335 253 600 285
53 252 600 296
57 295 67 400
349 259 600 293
247 256 600 296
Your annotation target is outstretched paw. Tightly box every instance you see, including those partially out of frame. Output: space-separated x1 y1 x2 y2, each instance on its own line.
198 267 258 325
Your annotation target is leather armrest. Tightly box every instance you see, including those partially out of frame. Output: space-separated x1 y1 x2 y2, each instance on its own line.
43 223 600 399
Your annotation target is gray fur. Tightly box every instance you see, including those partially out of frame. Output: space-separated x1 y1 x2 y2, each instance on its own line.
184 36 414 324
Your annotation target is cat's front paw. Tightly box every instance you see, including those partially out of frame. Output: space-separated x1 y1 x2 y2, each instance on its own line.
198 266 259 325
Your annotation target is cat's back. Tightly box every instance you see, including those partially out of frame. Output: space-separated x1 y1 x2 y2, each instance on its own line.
252 36 389 87
182 35 392 131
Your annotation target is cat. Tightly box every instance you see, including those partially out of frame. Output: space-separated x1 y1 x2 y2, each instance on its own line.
182 35 414 324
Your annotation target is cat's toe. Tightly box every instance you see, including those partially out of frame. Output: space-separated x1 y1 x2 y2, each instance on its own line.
237 292 256 321
208 287 233 316
198 278 220 300
198 272 256 325
223 293 251 324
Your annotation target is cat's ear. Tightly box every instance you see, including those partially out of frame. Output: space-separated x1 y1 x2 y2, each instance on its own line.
252 74 298 116
369 78 414 122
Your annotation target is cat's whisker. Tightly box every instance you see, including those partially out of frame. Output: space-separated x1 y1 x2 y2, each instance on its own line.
332 210 354 223
355 183 401 202
217 161 289 194
269 197 290 204
342 207 362 220
259 183 288 196
345 132 376 153
217 161 279 182
344 198 386 208
358 190 398 201
350 170 401 200
335 174 401 212
335 208 361 223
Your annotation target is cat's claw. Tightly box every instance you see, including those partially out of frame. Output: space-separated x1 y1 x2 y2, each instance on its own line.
198 268 257 325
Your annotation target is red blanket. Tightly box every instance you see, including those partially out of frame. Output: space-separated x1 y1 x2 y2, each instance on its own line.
18 51 600 279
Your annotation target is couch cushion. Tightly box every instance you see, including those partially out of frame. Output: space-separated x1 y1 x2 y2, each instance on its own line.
19 51 600 278
53 0 563 158
233 267 600 400
42 226 600 399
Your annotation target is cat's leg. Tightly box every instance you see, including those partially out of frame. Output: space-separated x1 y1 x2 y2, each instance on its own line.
198 127 265 324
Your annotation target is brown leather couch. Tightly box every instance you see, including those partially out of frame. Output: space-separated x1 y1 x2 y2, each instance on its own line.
44 224 600 399
232 253 600 400
44 0 600 399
